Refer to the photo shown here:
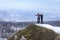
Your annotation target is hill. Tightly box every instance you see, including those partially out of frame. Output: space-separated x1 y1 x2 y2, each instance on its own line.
7 24 57 40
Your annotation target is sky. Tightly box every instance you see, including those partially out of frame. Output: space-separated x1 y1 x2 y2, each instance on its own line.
0 0 60 22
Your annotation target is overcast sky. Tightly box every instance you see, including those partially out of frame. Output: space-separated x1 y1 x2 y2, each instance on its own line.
0 0 60 22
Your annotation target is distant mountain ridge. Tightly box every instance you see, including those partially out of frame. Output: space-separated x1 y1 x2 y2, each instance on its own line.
44 21 60 26
0 21 60 26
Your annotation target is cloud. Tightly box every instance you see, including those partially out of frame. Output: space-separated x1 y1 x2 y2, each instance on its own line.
0 0 60 21
0 2 43 11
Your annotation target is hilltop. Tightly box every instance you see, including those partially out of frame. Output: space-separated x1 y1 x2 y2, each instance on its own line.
8 24 57 40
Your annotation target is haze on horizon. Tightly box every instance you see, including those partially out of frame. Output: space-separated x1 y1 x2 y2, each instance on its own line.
0 0 60 22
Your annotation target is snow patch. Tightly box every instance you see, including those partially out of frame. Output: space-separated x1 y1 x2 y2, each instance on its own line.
35 24 60 34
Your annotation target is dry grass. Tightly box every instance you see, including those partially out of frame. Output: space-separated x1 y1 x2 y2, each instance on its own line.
7 24 58 40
